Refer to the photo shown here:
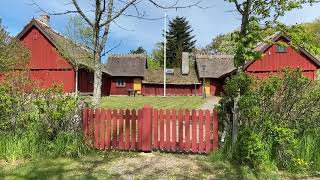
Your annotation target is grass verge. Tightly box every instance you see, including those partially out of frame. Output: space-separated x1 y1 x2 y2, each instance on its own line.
100 96 206 109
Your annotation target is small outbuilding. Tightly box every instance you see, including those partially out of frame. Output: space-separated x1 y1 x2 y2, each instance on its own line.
244 32 320 80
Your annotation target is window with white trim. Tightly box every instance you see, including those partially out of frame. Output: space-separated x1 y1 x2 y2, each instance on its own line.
116 79 126 87
276 45 287 53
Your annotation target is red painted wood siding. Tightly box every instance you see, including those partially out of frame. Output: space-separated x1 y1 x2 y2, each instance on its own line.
110 77 134 95
78 68 111 96
142 84 202 96
20 27 73 70
246 38 318 80
210 79 223 96
29 70 74 92
78 68 94 93
248 71 316 80
18 25 75 92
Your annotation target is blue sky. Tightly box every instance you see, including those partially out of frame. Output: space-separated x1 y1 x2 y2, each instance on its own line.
1 0 320 55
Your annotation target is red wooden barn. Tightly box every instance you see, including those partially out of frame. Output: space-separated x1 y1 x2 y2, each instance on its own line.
15 15 106 93
244 32 320 80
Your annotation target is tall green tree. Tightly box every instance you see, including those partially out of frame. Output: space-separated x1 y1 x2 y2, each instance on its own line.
0 19 29 72
166 16 196 68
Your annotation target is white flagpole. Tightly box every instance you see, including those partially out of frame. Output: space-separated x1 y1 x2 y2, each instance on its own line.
163 11 167 97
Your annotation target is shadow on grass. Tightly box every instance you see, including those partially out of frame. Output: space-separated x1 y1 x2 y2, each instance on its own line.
0 150 138 180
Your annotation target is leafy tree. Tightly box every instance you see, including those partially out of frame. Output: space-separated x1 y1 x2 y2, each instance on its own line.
166 16 196 68
151 42 164 66
147 56 161 70
130 46 146 54
0 19 29 72
225 0 319 146
206 33 237 54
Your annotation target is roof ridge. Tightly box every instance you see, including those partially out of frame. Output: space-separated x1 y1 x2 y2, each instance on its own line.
196 53 233 60
109 53 146 59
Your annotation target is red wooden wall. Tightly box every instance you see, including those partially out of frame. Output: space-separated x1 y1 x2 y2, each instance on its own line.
210 79 223 96
246 38 318 80
142 84 202 96
19 26 75 92
78 68 93 93
110 77 134 95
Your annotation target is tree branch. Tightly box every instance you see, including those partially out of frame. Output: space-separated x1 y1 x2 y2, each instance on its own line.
71 0 94 27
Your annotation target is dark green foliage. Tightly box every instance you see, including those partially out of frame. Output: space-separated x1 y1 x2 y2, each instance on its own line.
0 73 89 160
0 19 29 72
130 46 146 54
166 16 196 68
220 69 320 172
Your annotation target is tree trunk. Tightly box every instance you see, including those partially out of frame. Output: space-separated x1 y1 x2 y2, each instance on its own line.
93 67 102 105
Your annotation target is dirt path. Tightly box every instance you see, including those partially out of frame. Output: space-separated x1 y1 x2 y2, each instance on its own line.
200 96 221 111
104 152 236 179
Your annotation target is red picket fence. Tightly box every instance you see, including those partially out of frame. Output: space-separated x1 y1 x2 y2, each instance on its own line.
82 105 218 153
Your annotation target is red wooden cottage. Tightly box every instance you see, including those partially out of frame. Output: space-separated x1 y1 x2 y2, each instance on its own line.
196 54 235 96
16 15 102 93
244 32 320 80
104 54 146 95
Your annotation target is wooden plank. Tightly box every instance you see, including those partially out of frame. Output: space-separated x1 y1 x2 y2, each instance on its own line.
159 109 165 150
213 109 218 150
171 110 177 151
105 109 112 150
165 109 171 151
178 109 183 150
88 109 94 146
119 110 124 150
125 109 131 150
99 109 106 150
191 110 198 153
131 109 137 150
83 108 88 142
205 110 211 153
94 109 101 149
153 109 159 149
142 105 152 152
112 110 118 149
138 109 143 150
185 109 190 152
198 110 204 153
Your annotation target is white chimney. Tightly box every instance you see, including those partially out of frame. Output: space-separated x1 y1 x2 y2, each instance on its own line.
38 14 50 26
182 52 190 75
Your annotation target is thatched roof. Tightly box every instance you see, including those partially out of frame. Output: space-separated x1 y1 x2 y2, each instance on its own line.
143 66 200 85
104 54 146 77
196 54 235 78
16 19 96 71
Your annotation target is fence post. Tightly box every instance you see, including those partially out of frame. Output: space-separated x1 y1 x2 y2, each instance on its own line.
213 109 218 150
142 104 153 152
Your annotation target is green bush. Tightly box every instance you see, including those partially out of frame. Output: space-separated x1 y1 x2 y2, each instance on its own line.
220 69 320 172
0 74 89 160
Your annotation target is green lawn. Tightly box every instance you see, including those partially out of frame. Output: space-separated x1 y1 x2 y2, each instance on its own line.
100 96 206 109
0 151 309 179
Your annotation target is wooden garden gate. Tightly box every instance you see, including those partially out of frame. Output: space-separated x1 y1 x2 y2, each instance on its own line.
82 105 218 153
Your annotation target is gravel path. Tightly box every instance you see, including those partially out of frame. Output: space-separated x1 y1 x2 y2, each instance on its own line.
200 96 221 111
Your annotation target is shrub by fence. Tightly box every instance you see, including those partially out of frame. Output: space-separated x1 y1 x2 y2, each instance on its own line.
82 105 218 153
